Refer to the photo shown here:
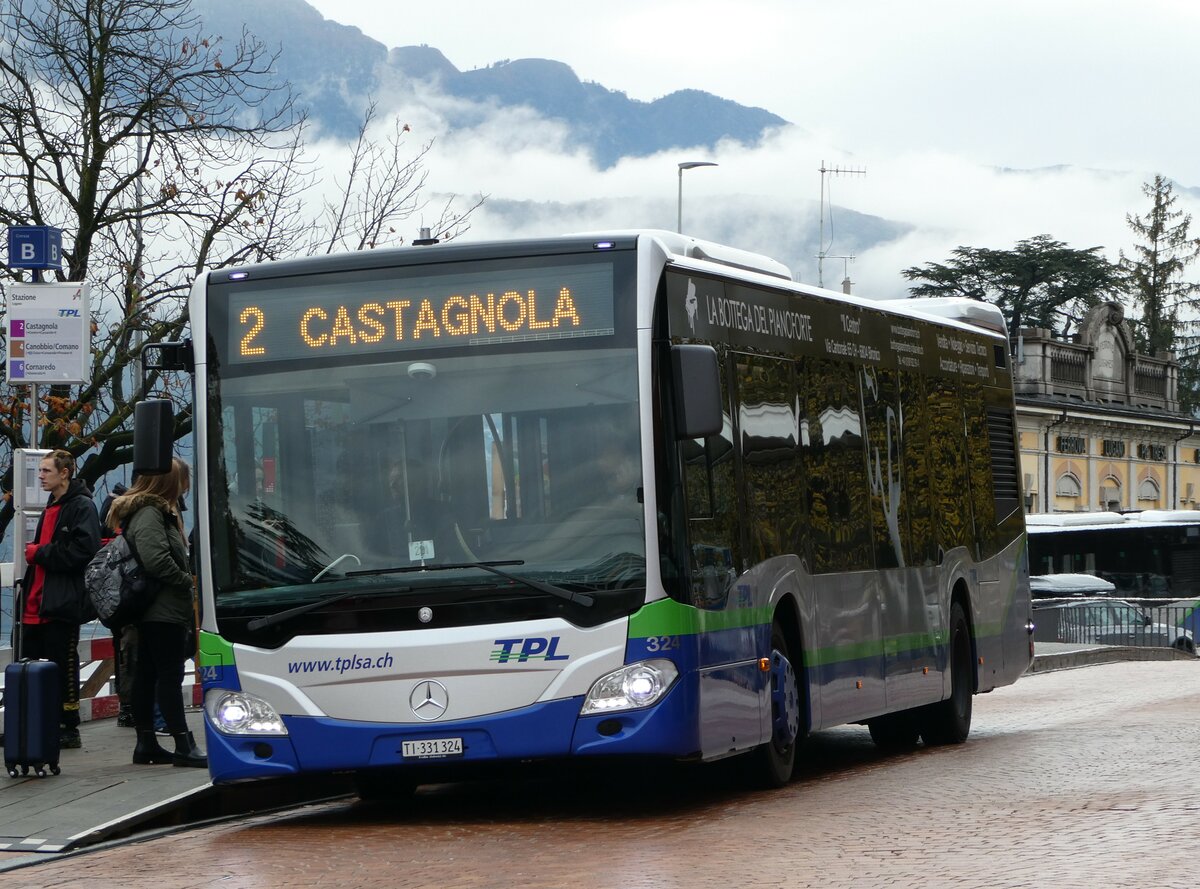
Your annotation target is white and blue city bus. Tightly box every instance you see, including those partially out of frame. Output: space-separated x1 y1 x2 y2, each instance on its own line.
143 231 1032 793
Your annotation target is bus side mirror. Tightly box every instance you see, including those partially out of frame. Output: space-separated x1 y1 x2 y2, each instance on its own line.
133 400 175 475
671 344 722 440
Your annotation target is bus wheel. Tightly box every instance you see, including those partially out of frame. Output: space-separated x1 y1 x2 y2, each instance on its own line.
748 623 800 788
867 711 920 750
920 601 973 746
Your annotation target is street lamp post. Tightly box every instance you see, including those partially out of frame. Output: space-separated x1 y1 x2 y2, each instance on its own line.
677 161 718 233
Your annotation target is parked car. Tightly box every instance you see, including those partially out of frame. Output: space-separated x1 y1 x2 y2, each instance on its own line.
1030 573 1117 598
1035 597 1195 653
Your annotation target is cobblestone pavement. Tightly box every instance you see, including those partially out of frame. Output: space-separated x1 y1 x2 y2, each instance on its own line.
7 661 1199 889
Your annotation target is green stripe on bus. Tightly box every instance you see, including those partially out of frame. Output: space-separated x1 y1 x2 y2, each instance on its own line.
199 631 235 668
628 597 772 636
630 598 1007 669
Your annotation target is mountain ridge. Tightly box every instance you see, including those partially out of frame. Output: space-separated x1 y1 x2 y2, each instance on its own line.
189 0 910 281
193 0 788 166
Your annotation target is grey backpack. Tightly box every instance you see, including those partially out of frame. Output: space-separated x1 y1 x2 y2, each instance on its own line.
84 534 155 630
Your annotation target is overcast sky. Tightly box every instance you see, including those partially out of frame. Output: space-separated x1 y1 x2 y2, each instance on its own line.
302 0 1200 297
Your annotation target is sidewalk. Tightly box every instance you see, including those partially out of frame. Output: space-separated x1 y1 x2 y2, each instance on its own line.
0 710 352 861
0 710 211 855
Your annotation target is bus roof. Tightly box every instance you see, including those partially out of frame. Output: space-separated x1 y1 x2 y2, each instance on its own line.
1029 573 1118 595
204 229 1009 340
1026 510 1200 533
639 231 1010 339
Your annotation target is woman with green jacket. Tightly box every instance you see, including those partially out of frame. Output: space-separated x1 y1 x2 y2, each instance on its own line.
108 458 206 768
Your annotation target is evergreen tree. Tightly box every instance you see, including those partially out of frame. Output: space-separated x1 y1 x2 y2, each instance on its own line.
902 234 1121 343
1120 175 1200 354
1119 175 1200 414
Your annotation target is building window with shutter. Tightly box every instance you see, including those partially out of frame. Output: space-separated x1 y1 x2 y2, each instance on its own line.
1055 473 1082 498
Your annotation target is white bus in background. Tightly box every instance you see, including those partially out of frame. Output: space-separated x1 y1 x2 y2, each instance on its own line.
137 230 1033 796
1027 510 1200 598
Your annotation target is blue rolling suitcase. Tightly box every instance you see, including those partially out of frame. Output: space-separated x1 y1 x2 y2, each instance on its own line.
3 659 62 778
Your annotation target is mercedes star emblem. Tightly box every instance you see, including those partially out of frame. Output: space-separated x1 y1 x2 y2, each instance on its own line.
409 679 449 721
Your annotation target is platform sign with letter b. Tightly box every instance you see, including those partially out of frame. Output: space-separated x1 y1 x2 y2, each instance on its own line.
7 226 62 270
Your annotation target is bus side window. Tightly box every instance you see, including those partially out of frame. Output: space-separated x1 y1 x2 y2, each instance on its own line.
927 376 971 555
962 381 998 560
733 354 801 567
898 370 936 567
861 365 902 569
683 437 713 519
802 357 869 573
684 352 739 605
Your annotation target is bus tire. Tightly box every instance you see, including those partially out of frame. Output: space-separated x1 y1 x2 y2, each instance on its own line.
867 710 920 750
920 600 973 746
747 623 800 788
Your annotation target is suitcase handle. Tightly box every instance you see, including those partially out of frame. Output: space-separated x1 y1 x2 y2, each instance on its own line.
11 578 22 663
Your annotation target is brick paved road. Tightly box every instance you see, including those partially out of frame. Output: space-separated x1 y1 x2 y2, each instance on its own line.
8 661 1199 889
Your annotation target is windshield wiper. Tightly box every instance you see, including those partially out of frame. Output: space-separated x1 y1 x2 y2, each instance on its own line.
246 585 409 632
347 560 595 607
312 552 362 583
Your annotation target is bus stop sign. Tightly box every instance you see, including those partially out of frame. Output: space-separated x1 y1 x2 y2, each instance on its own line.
7 226 63 270
5 282 91 383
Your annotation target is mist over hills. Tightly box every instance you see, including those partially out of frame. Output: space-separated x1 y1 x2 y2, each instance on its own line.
190 0 913 283
194 0 787 166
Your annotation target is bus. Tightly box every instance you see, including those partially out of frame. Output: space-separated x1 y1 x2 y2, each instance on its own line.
140 230 1033 793
1027 510 1200 598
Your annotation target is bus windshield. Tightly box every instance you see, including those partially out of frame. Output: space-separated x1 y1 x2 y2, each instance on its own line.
206 343 646 606
207 343 648 599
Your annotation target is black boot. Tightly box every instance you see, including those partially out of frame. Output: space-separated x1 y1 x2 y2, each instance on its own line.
172 731 208 768
132 729 173 764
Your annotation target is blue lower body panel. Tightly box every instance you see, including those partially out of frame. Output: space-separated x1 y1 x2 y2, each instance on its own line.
206 677 703 784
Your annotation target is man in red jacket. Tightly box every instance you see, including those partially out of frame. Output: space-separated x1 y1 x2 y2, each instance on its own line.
20 450 102 749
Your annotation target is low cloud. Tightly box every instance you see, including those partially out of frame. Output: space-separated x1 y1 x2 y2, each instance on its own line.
311 94 1189 302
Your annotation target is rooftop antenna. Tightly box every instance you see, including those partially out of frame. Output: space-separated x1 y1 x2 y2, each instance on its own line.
818 160 865 288
827 254 856 294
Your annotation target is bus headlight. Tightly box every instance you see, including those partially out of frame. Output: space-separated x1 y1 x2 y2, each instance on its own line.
205 689 289 736
581 659 678 715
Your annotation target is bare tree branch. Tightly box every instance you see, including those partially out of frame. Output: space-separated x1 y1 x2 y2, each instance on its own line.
0 0 482 540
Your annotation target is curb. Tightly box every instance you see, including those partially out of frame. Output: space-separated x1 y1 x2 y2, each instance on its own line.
1029 645 1195 673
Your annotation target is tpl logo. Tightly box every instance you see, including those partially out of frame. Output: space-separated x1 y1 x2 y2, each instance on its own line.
491 636 570 664
57 309 80 317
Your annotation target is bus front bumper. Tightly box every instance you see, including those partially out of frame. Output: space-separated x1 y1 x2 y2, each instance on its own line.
204 680 700 783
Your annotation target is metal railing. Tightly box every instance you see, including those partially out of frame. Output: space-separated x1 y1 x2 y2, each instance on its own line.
1032 597 1199 654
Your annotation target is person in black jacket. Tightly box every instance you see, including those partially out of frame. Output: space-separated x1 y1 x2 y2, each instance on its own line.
108 457 205 767
20 449 102 749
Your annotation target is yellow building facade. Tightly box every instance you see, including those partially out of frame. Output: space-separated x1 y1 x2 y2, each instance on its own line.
1014 303 1200 514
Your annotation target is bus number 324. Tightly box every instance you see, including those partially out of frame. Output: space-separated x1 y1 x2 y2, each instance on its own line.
645 636 680 652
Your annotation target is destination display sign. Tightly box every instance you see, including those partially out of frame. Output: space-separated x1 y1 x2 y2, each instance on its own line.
226 262 616 364
5 282 91 384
